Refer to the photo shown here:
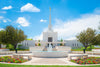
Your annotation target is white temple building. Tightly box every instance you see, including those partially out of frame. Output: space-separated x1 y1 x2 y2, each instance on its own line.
17 8 83 49
40 8 58 46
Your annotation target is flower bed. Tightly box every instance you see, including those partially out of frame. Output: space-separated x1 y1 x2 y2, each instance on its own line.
0 56 28 63
71 57 100 64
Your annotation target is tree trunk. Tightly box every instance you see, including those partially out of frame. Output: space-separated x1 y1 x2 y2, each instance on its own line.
85 46 87 50
0 44 1 48
14 43 17 53
83 49 85 54
90 45 92 50
83 45 88 54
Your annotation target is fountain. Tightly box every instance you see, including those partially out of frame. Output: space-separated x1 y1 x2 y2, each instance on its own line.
29 8 71 57
30 42 71 58
47 43 52 51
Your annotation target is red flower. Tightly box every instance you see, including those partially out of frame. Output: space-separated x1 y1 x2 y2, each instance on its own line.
88 61 91 63
8 62 11 63
93 61 95 63
77 61 79 63
19 60 22 63
74 59 77 61
85 63 87 64
13 60 15 62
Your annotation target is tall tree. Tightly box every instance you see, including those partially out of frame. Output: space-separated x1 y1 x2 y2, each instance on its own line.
0 26 27 53
76 28 96 50
93 34 100 45
0 30 6 48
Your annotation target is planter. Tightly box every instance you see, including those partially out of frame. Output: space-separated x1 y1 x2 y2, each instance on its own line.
0 49 9 51
92 49 100 51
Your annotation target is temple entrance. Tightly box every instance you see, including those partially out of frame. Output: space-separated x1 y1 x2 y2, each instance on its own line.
48 37 52 42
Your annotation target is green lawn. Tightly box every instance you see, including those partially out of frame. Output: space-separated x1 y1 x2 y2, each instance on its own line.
0 63 100 67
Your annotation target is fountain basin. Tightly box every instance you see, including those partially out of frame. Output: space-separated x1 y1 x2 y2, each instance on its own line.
32 51 71 58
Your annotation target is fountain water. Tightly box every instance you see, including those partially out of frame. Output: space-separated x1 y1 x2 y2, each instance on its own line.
30 43 71 57
47 43 52 51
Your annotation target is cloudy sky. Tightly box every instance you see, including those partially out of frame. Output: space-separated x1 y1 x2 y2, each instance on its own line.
0 0 100 40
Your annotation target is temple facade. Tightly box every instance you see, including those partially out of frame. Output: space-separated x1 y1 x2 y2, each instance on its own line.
42 8 58 46
16 8 83 49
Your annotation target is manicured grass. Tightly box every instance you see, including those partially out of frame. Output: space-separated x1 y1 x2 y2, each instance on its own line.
0 63 100 67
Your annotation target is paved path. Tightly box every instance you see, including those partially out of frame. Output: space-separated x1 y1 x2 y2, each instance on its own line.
22 57 78 65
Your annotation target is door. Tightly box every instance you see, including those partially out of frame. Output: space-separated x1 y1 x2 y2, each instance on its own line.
48 37 52 42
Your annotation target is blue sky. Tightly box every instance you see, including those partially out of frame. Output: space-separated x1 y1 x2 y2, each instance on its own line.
0 0 100 40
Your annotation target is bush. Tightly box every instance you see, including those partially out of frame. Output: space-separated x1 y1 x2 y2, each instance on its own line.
71 45 95 51
38 43 41 46
18 44 22 48
6 44 14 50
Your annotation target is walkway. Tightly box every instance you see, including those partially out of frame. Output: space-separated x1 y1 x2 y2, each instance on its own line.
22 57 78 65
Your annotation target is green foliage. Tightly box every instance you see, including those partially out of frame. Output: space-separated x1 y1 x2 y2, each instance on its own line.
71 45 96 51
0 44 1 48
37 40 41 46
38 43 41 46
60 38 63 42
76 28 96 49
6 44 14 50
10 49 29 51
38 40 40 42
27 39 33 40
93 34 100 45
60 38 64 46
17 44 22 48
0 25 27 51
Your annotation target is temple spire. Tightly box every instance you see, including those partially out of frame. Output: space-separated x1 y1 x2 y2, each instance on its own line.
48 7 52 31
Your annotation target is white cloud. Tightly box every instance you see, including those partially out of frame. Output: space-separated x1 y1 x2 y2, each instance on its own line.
18 25 21 28
3 20 7 23
53 14 100 40
33 14 100 40
33 33 43 40
16 17 30 27
0 28 4 31
0 16 3 19
21 3 40 12
0 16 11 23
40 19 47 23
2 6 12 10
